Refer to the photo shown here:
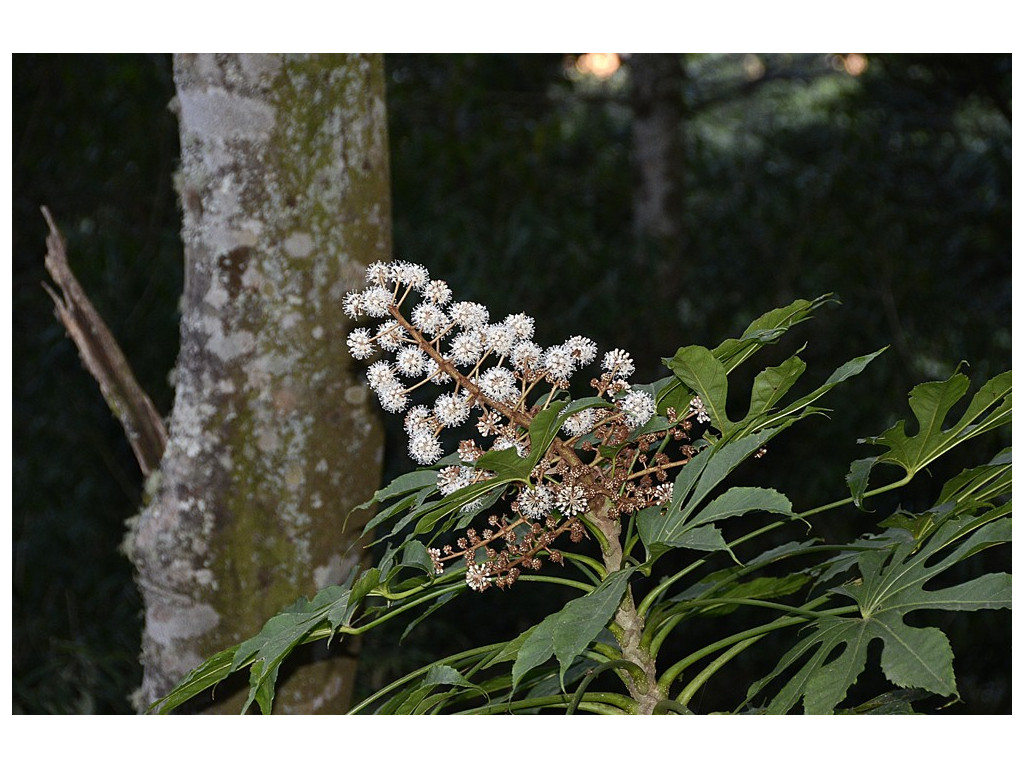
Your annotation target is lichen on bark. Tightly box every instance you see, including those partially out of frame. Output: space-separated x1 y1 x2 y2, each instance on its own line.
126 53 390 713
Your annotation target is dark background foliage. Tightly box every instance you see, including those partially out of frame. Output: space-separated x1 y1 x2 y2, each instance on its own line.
11 53 1010 714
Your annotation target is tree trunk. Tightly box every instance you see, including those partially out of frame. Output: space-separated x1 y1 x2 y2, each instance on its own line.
125 53 390 713
630 53 687 265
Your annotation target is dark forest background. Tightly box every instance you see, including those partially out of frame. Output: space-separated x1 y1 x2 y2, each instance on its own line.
12 53 1011 714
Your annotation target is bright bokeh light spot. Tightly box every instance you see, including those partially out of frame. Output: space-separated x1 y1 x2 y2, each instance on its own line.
844 53 868 76
576 53 621 79
743 54 766 81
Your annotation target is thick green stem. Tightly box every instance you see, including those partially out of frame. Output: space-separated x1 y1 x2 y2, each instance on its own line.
591 506 661 715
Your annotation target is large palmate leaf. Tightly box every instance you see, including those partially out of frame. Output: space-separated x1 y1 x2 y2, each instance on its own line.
150 567 461 714
656 295 835 415
511 568 634 691
637 428 791 561
665 345 735 432
150 583 354 715
712 295 836 374
746 503 1011 714
729 348 886 440
847 369 1011 508
382 664 489 715
663 344 885 443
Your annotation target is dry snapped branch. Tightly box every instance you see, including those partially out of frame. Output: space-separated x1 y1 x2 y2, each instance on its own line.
41 206 167 476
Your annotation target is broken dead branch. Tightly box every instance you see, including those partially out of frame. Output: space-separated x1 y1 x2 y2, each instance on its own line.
41 205 168 476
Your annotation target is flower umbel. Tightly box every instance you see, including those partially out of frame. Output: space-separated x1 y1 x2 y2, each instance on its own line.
346 260 701 590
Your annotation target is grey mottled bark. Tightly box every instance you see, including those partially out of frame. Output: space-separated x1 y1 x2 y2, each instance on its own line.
125 53 389 713
630 53 687 263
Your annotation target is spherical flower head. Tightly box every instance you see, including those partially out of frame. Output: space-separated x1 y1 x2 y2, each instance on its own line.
376 380 409 414
375 321 408 352
409 428 444 465
517 485 553 520
395 346 429 377
562 407 598 438
421 279 453 306
404 404 434 435
653 482 674 505
477 410 502 437
457 439 484 463
437 465 472 496
392 261 430 288
411 302 449 336
555 483 588 517
346 327 375 360
543 344 574 381
565 335 598 368
428 547 445 575
602 348 635 379
361 286 393 317
449 301 489 330
479 366 518 403
465 563 491 592
511 341 543 374
434 392 471 427
690 395 711 424
343 291 364 319
620 390 655 429
367 360 398 391
484 323 517 357
449 330 485 367
504 313 535 341
365 261 391 286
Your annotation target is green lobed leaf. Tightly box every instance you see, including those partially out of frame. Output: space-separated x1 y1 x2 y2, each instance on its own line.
669 524 733 555
665 345 733 432
399 540 438 576
638 486 791 562
849 369 1011 507
359 468 440 509
711 295 836 374
390 665 489 714
511 568 633 692
152 583 360 713
748 504 1011 714
836 688 930 715
637 428 785 561
235 585 353 714
730 348 886 440
410 474 511 536
473 446 526 475
148 646 239 713
936 449 1011 508
670 567 811 614
358 470 439 530
678 430 782 516
658 296 835 420
690 486 794 529
744 354 807 426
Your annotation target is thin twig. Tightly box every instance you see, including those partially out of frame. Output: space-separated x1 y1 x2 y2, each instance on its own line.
41 205 167 476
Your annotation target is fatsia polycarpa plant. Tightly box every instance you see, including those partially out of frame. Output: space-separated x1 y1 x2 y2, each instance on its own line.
152 262 1011 715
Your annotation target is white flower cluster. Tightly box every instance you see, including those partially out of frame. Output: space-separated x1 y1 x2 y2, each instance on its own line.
345 260 652 470
344 259 663 565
